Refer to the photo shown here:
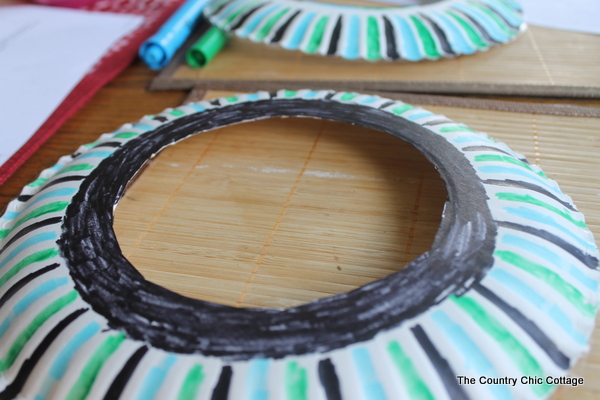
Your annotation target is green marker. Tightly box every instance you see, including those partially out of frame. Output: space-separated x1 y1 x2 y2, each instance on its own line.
186 26 229 68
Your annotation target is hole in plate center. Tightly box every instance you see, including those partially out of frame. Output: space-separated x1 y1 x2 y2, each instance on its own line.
113 116 446 309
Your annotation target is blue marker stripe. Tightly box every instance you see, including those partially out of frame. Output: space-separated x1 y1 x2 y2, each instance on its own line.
35 322 101 400
188 103 207 112
430 310 513 400
246 358 270 400
452 135 490 144
477 0 523 27
19 188 77 217
246 93 261 101
408 111 435 121
395 16 422 61
303 90 319 99
501 233 598 291
489 268 587 344
0 232 57 270
132 123 157 131
1 211 20 221
452 4 510 42
352 348 388 400
0 278 68 338
238 5 280 38
283 11 315 50
343 15 360 59
77 151 113 160
503 207 596 252
135 355 178 400
359 96 379 104
477 166 562 197
429 11 475 54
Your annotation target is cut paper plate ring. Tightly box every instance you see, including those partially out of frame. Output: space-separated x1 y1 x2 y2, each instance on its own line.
0 90 598 400
204 0 526 61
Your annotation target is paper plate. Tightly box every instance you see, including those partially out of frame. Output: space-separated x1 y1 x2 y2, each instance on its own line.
0 90 597 400
204 0 525 61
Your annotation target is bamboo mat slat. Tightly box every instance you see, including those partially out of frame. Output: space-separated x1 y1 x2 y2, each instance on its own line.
113 90 600 399
151 26 600 97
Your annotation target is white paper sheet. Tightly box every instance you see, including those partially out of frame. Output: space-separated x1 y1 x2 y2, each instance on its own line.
0 5 143 169
518 0 600 35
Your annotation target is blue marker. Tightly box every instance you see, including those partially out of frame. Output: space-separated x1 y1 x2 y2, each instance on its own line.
139 0 212 69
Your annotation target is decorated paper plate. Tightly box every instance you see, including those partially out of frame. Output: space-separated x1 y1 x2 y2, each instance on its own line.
204 0 525 61
0 90 597 400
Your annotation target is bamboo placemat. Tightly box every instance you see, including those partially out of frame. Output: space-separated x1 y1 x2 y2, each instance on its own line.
150 26 600 97
113 90 600 399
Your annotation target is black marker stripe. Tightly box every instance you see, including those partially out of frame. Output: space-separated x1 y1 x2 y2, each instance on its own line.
462 145 525 159
452 9 496 43
483 179 577 212
423 119 454 126
271 10 300 43
211 366 233 400
153 116 169 122
0 308 88 400
269 91 278 99
40 175 86 191
231 4 265 31
497 221 599 270
475 284 570 369
383 16 400 60
17 195 32 203
420 14 454 55
93 141 122 149
324 92 335 100
102 346 149 400
318 358 342 400
0 263 60 310
326 16 342 55
0 217 62 256
411 325 470 400
378 100 395 109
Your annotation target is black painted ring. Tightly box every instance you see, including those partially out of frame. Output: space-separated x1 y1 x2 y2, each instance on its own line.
59 98 496 361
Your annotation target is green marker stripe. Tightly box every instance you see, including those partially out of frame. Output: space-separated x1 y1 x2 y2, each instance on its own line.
113 131 140 139
495 192 586 228
366 16 381 60
285 361 308 400
387 341 434 400
495 250 597 317
0 248 60 289
340 92 357 101
177 364 205 400
284 90 297 98
66 332 126 400
451 295 552 396
56 164 94 176
0 201 69 239
305 16 328 53
474 154 547 179
224 3 251 26
391 104 414 115
439 125 475 133
446 10 487 49
27 177 49 188
467 1 513 35
0 290 78 372
170 109 185 116
256 8 290 40
409 16 441 58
